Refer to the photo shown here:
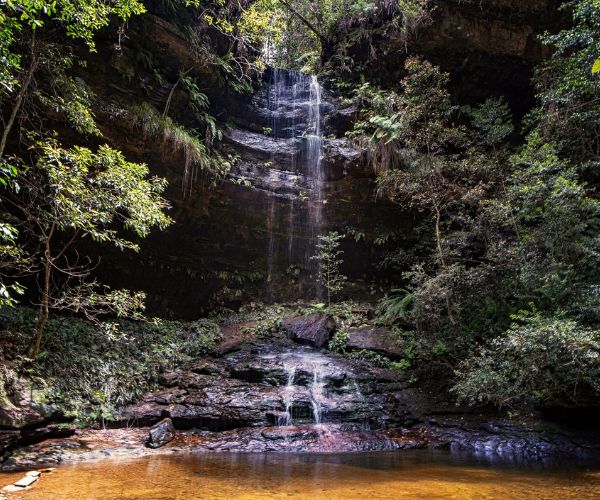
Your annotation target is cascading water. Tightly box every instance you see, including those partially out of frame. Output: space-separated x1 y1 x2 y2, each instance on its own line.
271 351 331 427
279 362 296 426
309 362 326 425
307 75 324 298
264 68 325 300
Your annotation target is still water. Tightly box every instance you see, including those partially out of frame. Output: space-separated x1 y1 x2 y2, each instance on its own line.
2 450 600 499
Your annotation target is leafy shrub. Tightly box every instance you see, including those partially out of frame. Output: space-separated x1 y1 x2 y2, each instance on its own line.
241 316 282 337
452 312 600 409
328 330 349 354
298 300 369 331
0 307 221 424
346 349 392 368
128 102 233 194
377 289 413 325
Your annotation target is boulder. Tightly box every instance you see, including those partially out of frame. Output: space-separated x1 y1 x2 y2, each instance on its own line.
147 418 176 449
119 402 167 427
346 327 403 359
0 367 71 457
19 423 75 445
283 315 336 348
0 368 59 430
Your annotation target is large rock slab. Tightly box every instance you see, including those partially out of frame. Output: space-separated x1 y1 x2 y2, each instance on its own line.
283 315 336 348
118 339 412 432
346 326 403 359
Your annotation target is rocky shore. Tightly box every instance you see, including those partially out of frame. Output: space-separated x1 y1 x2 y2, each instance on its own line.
1 314 599 472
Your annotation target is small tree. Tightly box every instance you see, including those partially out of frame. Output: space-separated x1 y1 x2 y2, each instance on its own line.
311 231 347 306
7 136 173 356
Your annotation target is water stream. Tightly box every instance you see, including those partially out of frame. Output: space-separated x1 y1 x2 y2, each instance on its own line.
309 363 325 425
268 351 329 426
279 362 296 426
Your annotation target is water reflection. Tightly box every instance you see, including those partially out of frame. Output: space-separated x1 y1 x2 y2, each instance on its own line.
3 450 600 499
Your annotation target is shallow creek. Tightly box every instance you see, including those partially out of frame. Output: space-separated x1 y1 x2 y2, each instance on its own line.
1 450 599 499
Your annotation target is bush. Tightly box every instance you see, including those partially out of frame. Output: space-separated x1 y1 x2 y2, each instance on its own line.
452 312 600 409
0 307 221 424
328 330 349 354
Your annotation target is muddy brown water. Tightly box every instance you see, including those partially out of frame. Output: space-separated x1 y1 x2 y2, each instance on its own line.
1 450 599 499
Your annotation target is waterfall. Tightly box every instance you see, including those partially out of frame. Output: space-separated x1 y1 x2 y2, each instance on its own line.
279 362 296 426
307 75 324 298
309 362 326 425
266 196 276 302
275 353 329 427
263 68 326 301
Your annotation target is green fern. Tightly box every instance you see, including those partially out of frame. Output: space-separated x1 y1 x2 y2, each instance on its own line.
377 288 414 324
128 102 231 195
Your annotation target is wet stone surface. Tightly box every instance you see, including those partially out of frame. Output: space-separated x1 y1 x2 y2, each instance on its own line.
147 418 176 449
118 338 413 432
2 337 600 470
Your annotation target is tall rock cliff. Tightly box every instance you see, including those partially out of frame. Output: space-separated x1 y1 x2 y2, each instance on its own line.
67 0 563 317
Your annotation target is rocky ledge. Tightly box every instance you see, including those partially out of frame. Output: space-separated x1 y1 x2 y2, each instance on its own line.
1 318 600 471
117 336 413 431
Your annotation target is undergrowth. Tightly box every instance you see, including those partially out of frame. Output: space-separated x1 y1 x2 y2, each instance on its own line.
0 306 221 425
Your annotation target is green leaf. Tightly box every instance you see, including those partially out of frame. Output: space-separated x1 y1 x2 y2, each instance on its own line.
592 57 600 74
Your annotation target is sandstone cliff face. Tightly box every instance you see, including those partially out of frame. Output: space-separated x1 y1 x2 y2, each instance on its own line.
414 0 562 108
69 1 560 317
326 0 562 111
89 64 410 318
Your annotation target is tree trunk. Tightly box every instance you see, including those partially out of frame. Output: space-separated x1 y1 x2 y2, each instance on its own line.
31 224 54 358
0 35 37 160
32 260 51 357
278 0 327 46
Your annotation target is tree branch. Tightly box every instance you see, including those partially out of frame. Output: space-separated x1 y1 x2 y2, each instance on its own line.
278 0 327 45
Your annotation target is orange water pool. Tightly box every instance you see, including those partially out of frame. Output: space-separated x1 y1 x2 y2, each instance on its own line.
2 450 599 499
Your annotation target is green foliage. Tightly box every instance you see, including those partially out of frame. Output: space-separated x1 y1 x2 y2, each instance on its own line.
129 102 232 193
242 316 282 337
346 349 393 368
453 312 600 408
25 136 172 249
494 133 600 310
0 0 145 96
328 329 348 353
465 97 514 148
5 136 172 353
377 289 413 325
0 222 24 307
35 53 101 136
295 300 371 332
311 231 348 306
345 346 413 375
179 74 222 145
0 306 221 424
535 0 600 160
238 0 428 73
0 160 24 306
